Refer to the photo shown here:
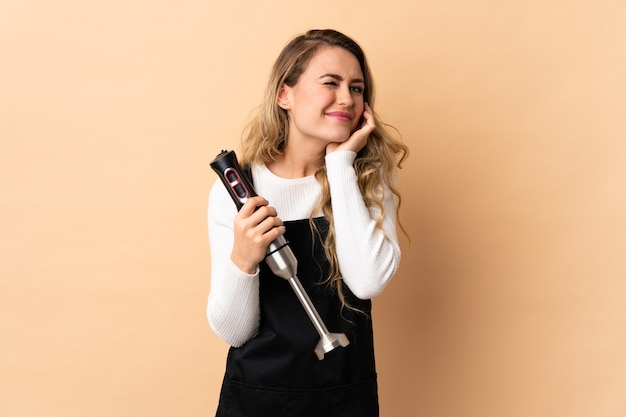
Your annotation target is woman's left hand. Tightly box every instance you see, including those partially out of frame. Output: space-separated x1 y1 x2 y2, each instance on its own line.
326 103 375 154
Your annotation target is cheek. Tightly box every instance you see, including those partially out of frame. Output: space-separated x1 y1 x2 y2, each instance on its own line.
354 106 365 125
350 116 362 131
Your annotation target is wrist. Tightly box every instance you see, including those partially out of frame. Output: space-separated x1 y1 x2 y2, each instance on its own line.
231 253 259 275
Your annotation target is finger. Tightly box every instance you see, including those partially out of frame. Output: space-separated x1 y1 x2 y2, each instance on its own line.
259 222 286 244
361 103 376 131
265 224 286 241
239 196 268 216
248 205 278 226
258 216 284 235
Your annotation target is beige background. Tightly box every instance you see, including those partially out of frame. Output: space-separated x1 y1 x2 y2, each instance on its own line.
2 1 625 416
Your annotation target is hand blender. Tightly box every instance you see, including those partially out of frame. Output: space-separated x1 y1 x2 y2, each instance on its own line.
210 150 349 360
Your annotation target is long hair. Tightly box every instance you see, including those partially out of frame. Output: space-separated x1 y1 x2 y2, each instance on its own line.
240 29 408 309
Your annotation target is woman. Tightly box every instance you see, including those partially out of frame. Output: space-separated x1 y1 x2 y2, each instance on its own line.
207 29 407 417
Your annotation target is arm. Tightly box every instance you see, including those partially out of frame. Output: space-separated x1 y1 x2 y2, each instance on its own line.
325 151 401 299
206 181 260 346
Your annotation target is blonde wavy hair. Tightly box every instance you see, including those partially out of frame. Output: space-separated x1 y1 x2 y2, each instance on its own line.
240 29 408 308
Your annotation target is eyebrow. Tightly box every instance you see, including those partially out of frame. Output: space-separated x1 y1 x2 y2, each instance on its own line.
319 73 365 84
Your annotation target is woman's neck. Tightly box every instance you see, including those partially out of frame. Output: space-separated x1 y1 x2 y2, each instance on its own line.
267 141 325 178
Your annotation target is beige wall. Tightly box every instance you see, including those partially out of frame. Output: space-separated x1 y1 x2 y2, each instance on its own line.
2 1 625 416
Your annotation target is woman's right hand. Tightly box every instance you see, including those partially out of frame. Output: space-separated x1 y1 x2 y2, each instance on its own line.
230 196 286 274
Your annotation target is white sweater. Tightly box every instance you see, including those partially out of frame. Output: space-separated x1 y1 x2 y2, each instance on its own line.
207 151 401 347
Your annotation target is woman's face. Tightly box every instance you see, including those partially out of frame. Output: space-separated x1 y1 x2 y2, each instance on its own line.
278 46 365 150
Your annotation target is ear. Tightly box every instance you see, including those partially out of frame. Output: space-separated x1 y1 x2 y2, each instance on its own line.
277 84 292 110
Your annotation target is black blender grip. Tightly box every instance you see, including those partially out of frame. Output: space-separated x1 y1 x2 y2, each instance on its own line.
210 150 258 210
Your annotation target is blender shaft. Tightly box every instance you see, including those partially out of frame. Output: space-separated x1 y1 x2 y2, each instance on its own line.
287 275 330 337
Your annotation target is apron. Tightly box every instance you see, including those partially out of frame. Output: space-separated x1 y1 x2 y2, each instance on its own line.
215 217 379 417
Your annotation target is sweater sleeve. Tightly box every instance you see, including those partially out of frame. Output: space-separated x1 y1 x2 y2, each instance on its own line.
325 151 402 299
206 180 260 347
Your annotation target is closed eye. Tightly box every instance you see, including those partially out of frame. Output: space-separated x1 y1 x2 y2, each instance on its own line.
322 81 364 94
320 74 365 94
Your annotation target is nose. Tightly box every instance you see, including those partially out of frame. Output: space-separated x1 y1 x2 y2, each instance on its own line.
336 85 354 107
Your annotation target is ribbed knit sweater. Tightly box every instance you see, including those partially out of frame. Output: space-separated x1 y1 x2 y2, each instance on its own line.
207 150 401 347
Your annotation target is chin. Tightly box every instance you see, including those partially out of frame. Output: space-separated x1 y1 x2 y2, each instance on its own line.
327 132 351 143
331 136 349 144
312 128 351 144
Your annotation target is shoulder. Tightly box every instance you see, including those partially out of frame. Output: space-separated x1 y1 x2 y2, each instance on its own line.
208 179 238 222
